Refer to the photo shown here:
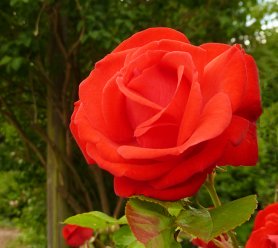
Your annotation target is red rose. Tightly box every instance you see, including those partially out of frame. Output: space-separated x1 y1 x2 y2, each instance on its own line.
246 203 278 248
62 224 93 247
192 238 218 248
70 27 262 200
192 234 229 248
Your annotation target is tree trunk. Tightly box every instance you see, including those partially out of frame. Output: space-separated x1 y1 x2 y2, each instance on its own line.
46 6 72 245
47 85 71 248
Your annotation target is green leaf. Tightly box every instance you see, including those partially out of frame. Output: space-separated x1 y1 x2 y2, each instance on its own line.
176 207 212 241
118 215 128 224
126 197 180 247
11 57 23 71
90 211 119 223
146 229 181 248
132 195 185 217
64 211 118 230
113 225 144 248
177 195 257 242
209 195 257 238
128 240 145 248
0 56 12 66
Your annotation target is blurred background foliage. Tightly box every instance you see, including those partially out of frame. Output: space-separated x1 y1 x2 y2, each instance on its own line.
0 0 277 247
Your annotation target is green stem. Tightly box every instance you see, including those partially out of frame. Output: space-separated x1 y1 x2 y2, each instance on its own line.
204 173 221 207
274 185 278 203
228 231 240 248
204 173 240 248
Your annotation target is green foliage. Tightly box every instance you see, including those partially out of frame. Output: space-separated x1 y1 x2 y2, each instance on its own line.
177 195 257 242
126 197 178 247
0 171 21 220
177 208 212 242
64 211 126 229
113 225 144 248
0 171 46 246
92 195 256 247
130 195 186 217
253 32 278 108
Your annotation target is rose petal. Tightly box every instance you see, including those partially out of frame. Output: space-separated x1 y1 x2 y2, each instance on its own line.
128 63 177 107
202 45 246 112
114 172 207 201
160 51 198 84
134 62 191 138
246 228 267 248
62 225 93 247
222 116 250 146
218 121 258 166
70 101 96 164
150 135 226 190
117 93 231 160
86 142 174 180
126 41 206 78
63 225 79 239
200 43 231 63
246 221 278 248
268 235 278 246
177 80 202 145
116 51 166 128
235 54 262 121
136 122 179 148
112 27 189 53
101 75 134 142
79 50 131 133
254 204 278 230
178 92 232 152
134 51 198 142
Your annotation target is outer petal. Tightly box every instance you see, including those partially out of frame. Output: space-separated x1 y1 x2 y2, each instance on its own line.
62 225 93 247
179 92 232 152
114 172 207 201
246 223 278 248
202 46 246 112
218 121 258 166
112 27 189 53
200 43 231 63
201 44 262 121
151 114 250 190
70 101 95 164
245 227 268 248
102 75 134 142
86 142 175 181
235 54 262 121
63 224 78 239
150 135 227 190
254 203 278 230
246 203 278 248
268 235 278 246
79 50 131 135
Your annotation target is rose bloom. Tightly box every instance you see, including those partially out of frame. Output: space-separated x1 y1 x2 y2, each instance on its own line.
62 224 93 247
192 233 229 248
192 238 218 248
246 203 278 248
70 27 262 201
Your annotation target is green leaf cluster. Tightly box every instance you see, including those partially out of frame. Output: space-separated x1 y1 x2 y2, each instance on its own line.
64 195 257 247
